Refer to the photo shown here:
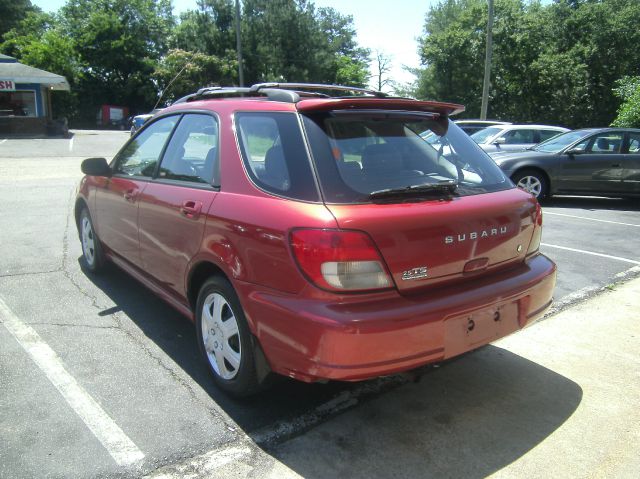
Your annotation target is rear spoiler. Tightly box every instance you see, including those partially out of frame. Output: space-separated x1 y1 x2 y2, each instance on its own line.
296 98 465 117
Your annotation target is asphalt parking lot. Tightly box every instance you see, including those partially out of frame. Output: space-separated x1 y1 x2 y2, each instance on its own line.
1 132 638 478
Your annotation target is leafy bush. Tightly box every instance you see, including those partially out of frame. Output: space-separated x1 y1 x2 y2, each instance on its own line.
611 76 640 128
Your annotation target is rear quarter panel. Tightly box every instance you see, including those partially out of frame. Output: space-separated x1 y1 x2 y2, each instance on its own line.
199 193 337 295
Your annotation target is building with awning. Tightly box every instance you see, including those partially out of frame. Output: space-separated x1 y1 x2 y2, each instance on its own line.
0 54 70 136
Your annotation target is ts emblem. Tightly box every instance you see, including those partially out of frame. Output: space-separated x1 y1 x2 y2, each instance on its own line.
402 266 428 281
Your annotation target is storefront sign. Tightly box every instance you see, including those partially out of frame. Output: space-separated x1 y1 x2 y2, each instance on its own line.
0 80 16 91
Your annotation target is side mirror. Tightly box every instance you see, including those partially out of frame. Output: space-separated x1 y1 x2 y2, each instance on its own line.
493 137 506 145
566 148 584 156
81 157 111 177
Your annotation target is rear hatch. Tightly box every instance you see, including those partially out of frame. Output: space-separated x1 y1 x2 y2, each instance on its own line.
299 101 539 293
326 190 538 293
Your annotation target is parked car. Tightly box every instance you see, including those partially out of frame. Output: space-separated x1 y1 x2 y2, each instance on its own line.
454 119 511 135
130 108 164 135
76 83 556 396
490 128 640 200
470 124 570 154
420 118 511 144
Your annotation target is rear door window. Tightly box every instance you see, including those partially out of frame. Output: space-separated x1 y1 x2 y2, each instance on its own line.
503 129 535 144
235 112 319 201
158 114 219 185
628 132 640 153
586 132 624 154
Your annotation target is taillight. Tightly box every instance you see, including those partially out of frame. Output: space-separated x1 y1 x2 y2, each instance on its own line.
290 229 393 292
527 202 543 255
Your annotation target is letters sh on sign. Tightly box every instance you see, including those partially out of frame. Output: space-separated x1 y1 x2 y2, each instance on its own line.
0 80 16 91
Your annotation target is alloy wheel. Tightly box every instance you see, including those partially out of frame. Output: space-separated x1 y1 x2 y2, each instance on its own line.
201 293 242 380
516 175 543 198
81 216 96 267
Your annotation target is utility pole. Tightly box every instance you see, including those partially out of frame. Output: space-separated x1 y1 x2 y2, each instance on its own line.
235 0 244 87
480 0 494 120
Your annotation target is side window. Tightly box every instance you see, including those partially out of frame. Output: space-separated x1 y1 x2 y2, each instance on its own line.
539 130 562 142
115 116 178 177
158 114 219 185
627 133 640 153
587 132 624 154
503 129 535 144
236 112 319 201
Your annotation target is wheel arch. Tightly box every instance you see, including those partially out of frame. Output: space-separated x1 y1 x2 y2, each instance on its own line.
74 197 89 233
188 260 273 387
187 261 229 313
511 166 551 194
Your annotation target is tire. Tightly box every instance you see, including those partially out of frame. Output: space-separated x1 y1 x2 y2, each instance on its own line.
79 207 106 273
195 276 263 397
512 169 549 200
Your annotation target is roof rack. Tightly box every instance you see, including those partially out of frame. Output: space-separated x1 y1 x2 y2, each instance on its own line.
250 83 389 99
172 82 392 105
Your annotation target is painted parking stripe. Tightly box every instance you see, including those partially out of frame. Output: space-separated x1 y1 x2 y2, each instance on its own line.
541 243 640 265
544 211 640 228
0 297 144 466
0 139 7 145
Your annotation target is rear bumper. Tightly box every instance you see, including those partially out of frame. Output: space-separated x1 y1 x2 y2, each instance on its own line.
237 253 556 382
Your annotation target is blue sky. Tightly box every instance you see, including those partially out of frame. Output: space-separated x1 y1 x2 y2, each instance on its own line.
32 0 436 87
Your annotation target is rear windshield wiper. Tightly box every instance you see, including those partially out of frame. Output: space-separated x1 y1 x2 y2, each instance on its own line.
369 181 458 200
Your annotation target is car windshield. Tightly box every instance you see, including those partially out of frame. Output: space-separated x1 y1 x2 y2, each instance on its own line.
302 112 511 204
534 130 588 153
469 126 502 144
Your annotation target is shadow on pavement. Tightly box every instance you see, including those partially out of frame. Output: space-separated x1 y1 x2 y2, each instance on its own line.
271 345 583 479
543 195 640 211
80 259 370 432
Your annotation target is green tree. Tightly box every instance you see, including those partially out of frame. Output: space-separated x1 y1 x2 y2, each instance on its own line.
611 76 640 128
174 0 369 87
152 48 237 105
416 0 640 128
59 0 175 121
314 6 369 86
0 0 39 39
172 0 236 57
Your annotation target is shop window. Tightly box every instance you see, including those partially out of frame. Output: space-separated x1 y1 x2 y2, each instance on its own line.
0 91 37 117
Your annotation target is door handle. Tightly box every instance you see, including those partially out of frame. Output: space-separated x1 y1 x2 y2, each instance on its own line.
180 200 202 219
611 163 621 168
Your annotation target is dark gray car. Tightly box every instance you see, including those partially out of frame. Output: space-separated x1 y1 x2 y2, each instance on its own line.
490 128 640 199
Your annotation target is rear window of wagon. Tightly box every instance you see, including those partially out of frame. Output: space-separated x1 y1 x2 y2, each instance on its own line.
302 112 511 204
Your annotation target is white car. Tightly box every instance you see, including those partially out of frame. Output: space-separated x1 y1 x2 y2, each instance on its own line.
470 124 570 153
455 119 511 135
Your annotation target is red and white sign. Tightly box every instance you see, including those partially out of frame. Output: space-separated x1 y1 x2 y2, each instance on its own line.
0 80 16 91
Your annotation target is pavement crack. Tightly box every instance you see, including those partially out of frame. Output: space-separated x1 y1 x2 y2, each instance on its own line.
61 188 104 312
108 309 240 434
0 269 62 278
28 322 120 330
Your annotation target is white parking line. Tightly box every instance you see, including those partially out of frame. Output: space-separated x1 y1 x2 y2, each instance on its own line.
0 297 144 467
544 211 640 228
68 137 74 152
541 243 640 265
0 139 7 145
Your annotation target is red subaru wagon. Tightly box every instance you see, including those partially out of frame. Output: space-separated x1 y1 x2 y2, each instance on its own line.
76 83 556 396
